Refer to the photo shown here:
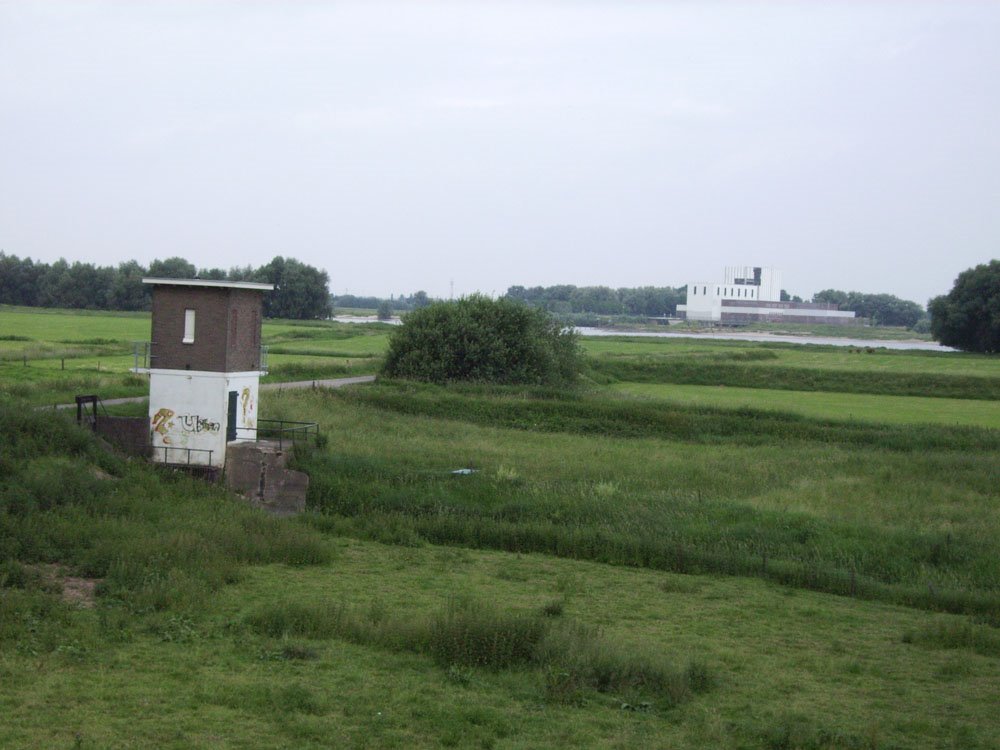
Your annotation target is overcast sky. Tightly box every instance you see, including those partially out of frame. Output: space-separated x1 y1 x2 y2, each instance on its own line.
2 1 998 304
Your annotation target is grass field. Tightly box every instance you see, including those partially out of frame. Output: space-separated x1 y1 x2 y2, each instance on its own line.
582 337 996 377
2 306 1000 748
612 382 1000 429
0 305 390 405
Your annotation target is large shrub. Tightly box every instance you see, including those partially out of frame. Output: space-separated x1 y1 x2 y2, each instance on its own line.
929 260 1000 353
381 295 581 385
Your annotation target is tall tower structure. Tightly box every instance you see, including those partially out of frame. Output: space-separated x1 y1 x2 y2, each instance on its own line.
140 278 273 468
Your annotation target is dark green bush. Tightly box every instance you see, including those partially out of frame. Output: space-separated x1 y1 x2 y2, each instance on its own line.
382 296 581 385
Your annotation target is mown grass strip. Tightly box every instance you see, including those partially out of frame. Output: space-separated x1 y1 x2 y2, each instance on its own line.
304 510 1000 624
332 381 1000 452
588 358 1000 400
613 382 1000 429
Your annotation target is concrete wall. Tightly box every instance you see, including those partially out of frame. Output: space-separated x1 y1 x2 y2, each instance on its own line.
95 416 150 457
227 372 261 442
678 266 856 323
149 370 228 466
148 369 262 467
225 442 308 516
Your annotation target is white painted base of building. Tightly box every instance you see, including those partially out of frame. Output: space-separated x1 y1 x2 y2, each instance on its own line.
147 369 262 468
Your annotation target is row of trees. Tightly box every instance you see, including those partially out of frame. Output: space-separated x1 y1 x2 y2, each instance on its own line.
504 284 929 326
812 289 926 328
333 290 431 314
0 253 331 319
505 285 686 317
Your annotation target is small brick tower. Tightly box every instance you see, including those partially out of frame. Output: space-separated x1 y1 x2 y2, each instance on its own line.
140 278 273 468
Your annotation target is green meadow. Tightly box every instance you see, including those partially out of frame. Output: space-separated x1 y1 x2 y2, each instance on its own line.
0 305 389 405
612 382 1000 429
3 305 1000 748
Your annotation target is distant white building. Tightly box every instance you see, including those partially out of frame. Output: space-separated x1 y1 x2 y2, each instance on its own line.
676 265 857 325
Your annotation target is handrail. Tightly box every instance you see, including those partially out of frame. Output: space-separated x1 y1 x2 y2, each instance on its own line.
150 445 214 467
131 341 269 374
131 341 153 371
239 418 319 449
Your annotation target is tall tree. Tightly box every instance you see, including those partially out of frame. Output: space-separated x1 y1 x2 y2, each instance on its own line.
255 256 331 319
108 260 149 311
147 257 197 279
0 253 41 306
929 260 1000 353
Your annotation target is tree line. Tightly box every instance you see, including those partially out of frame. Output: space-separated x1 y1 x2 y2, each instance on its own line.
0 253 331 319
504 285 686 317
812 290 927 328
333 290 432 315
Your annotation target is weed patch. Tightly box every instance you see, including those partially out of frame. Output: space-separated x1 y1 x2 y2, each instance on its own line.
245 596 711 708
902 619 1000 657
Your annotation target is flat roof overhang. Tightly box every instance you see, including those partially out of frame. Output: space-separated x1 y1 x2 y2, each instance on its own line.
142 277 274 291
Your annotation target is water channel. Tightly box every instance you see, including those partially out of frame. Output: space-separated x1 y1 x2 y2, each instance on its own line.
330 316 954 353
573 327 955 352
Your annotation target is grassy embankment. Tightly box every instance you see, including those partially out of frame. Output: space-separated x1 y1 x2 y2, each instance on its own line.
3 309 1000 747
3 397 999 748
0 305 390 406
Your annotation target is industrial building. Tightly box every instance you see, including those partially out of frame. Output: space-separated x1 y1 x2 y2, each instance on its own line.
676 266 857 325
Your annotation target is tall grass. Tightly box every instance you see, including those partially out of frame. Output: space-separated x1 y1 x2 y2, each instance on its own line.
332 379 1000 453
0 400 331 645
588 358 1000 400
245 596 708 707
284 384 1000 622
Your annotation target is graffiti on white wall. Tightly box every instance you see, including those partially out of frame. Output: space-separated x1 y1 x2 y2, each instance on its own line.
151 407 176 443
151 407 220 445
180 415 221 433
240 386 256 428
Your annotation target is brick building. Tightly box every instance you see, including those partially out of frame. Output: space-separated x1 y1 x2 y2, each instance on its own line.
137 278 273 468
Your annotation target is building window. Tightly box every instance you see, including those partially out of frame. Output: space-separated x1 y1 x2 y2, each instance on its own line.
183 309 196 343
703 286 707 295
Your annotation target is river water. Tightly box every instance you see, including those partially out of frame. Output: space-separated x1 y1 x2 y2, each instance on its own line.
573 328 956 352
331 316 954 352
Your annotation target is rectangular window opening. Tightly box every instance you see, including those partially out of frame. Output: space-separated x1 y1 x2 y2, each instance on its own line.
183 309 196 344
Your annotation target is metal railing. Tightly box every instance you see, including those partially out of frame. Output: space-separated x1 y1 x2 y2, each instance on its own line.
131 341 153 371
131 342 269 373
241 419 319 449
150 445 215 467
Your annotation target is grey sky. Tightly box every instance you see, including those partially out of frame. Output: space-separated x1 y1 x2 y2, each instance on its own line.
1 1 998 304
